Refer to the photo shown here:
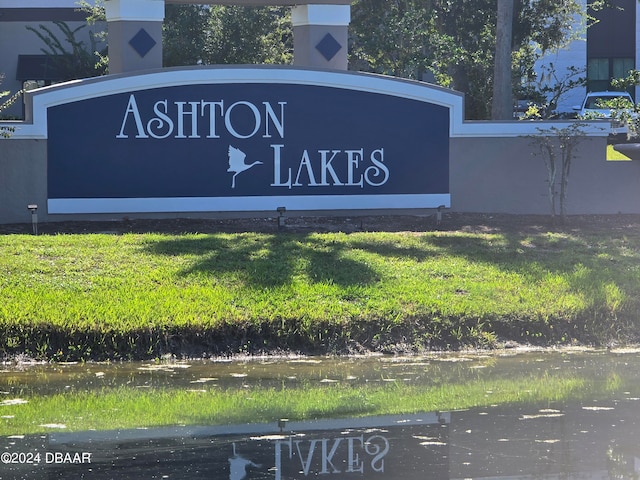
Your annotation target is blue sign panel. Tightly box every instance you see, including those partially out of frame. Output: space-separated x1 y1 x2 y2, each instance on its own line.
47 75 450 213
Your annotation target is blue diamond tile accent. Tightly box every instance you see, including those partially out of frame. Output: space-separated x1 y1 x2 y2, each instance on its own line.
315 33 342 62
129 28 156 58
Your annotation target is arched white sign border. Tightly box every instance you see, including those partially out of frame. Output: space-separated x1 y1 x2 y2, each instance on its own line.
22 66 463 137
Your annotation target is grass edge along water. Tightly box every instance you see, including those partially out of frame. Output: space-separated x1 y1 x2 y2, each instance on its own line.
0 225 639 360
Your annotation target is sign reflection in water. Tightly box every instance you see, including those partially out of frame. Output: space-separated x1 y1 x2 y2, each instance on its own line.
4 352 640 479
34 413 449 479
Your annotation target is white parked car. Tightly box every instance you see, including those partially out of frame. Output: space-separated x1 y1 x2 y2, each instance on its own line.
574 91 635 134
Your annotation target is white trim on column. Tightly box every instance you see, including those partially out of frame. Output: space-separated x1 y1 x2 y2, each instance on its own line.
105 0 165 22
291 4 351 27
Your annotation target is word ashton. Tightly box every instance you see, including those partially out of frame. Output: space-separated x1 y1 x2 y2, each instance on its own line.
116 94 286 140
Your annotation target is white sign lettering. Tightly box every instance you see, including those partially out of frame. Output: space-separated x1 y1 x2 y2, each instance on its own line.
116 94 286 140
270 145 389 188
274 434 390 479
115 94 391 190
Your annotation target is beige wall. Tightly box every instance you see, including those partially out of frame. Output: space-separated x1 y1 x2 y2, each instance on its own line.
450 136 640 215
0 139 48 224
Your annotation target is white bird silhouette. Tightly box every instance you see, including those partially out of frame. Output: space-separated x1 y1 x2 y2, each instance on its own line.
227 146 263 188
229 442 261 480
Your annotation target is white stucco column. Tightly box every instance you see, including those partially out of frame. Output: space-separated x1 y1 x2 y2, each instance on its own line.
291 4 350 70
105 0 165 74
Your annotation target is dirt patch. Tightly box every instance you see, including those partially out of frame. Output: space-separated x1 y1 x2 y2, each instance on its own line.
3 212 640 236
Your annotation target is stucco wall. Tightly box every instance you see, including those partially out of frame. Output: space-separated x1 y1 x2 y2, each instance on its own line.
451 135 640 215
0 138 47 224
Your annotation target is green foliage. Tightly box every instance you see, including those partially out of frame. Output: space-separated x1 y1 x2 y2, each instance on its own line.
76 0 105 26
164 4 295 66
26 21 107 80
203 6 292 65
163 5 210 66
523 104 543 119
349 1 446 80
588 0 626 26
516 0 584 51
350 0 584 119
520 63 586 118
0 76 21 137
75 2 293 68
609 73 640 139
66 0 584 119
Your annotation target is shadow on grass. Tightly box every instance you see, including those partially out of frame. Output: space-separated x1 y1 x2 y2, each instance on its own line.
351 228 639 311
144 229 640 341
145 229 639 296
145 233 380 288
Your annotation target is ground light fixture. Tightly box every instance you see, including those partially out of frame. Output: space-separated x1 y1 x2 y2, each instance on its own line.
27 204 38 235
278 418 288 432
277 206 287 230
436 205 446 226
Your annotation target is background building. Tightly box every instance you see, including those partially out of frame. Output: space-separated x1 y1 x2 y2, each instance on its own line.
0 0 101 119
536 0 639 114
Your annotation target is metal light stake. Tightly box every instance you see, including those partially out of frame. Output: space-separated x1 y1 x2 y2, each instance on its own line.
27 204 38 235
277 206 287 230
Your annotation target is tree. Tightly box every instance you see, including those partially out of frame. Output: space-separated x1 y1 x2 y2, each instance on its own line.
492 0 515 119
517 63 586 119
75 0 584 120
163 4 210 67
349 1 448 81
528 123 587 223
608 73 640 138
202 6 292 65
77 0 104 26
349 0 584 119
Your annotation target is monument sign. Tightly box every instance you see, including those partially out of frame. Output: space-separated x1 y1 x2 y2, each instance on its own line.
45 68 451 214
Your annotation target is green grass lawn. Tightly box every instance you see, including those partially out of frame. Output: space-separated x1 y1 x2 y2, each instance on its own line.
1 224 639 360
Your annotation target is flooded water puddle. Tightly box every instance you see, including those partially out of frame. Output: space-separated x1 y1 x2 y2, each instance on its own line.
2 349 640 479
